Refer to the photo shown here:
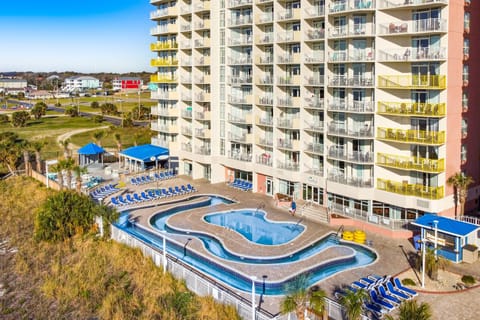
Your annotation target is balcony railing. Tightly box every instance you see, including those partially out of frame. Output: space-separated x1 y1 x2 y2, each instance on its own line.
150 42 178 51
228 0 252 8
229 151 252 162
328 100 375 113
277 117 299 128
304 97 324 109
378 47 446 62
304 54 324 63
306 77 325 86
257 116 273 126
379 18 447 35
328 24 375 37
305 121 324 131
257 96 274 105
228 56 252 64
377 75 446 89
196 111 211 121
181 126 192 135
229 95 252 104
277 8 301 21
305 29 325 40
181 143 192 153
379 0 448 10
304 143 324 154
328 171 373 188
257 137 273 146
195 128 211 139
181 110 193 118
258 13 274 24
257 75 273 85
377 178 444 200
328 122 374 138
329 75 374 87
328 147 374 163
277 161 300 172
228 37 253 46
229 16 253 27
377 101 446 117
228 76 252 85
304 5 325 18
258 55 273 64
277 31 301 43
195 146 211 155
228 113 250 124
277 139 300 150
278 53 301 64
377 152 445 173
150 58 178 67
256 154 273 167
377 127 445 145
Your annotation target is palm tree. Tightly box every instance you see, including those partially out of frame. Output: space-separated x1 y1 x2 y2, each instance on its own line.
385 300 432 320
59 139 71 158
92 130 105 147
339 288 368 320
280 274 327 320
417 247 450 281
72 165 88 193
62 157 76 189
50 162 64 190
113 132 122 167
20 141 31 175
447 172 474 219
31 140 46 173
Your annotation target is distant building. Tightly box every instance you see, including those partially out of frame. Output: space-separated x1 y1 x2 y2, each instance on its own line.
113 77 143 91
62 76 101 93
0 78 27 95
25 90 54 100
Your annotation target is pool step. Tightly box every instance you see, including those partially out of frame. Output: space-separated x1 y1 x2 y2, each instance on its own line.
300 204 329 225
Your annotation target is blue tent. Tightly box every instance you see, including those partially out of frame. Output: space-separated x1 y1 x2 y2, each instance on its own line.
119 144 169 172
77 142 105 166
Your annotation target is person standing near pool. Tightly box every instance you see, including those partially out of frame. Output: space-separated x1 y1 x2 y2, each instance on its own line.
289 200 297 216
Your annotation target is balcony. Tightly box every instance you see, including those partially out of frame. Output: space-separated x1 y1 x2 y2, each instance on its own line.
195 56 210 65
228 113 252 124
377 178 444 200
277 161 300 172
256 154 273 167
256 33 274 44
150 7 178 20
181 94 192 101
150 58 178 67
378 47 446 62
194 20 210 30
277 117 300 129
150 24 177 36
151 106 179 117
379 0 448 10
305 120 324 132
258 55 273 64
180 24 191 32
151 137 169 148
277 8 301 21
181 143 192 153
229 132 253 143
305 29 325 41
151 91 179 100
196 111 211 121
377 127 445 145
304 166 324 177
305 76 325 86
151 123 178 134
229 151 252 162
193 1 210 12
228 56 252 65
257 75 273 85
228 0 253 8
328 171 373 188
277 75 301 85
328 100 375 113
329 75 374 87
228 76 253 85
256 116 273 126
376 152 445 173
194 39 211 48
304 143 324 154
277 139 300 150
328 122 374 138
277 31 301 43
194 75 211 83
304 5 325 18
278 53 301 64
229 15 253 27
228 95 253 104
328 147 374 163
181 110 193 119
377 101 446 117
181 126 192 136
257 96 274 105
195 128 211 139
329 25 375 38
277 97 300 107
304 54 324 64
150 42 178 51
150 74 177 83
229 36 253 46
379 18 447 35
195 93 211 101
195 146 211 155
257 12 274 24
304 97 324 109
256 137 273 147
377 75 446 90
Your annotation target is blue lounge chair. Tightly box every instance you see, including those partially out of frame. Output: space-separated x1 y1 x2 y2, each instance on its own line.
187 184 196 192
243 182 253 191
111 197 121 206
133 193 144 202
352 281 369 290
229 178 239 187
360 277 377 287
141 192 151 201
386 282 410 300
118 195 129 205
181 185 189 193
126 194 136 204
165 171 173 179
148 190 157 199
393 278 418 297
155 189 163 198
378 285 402 305
154 173 161 180
369 290 395 311
168 187 177 196
140 176 148 184
364 302 386 318
161 188 171 197
158 172 165 180
135 177 142 185
130 178 138 185
175 186 183 195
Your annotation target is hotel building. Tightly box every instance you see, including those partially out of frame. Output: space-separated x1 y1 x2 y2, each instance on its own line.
149 0 478 234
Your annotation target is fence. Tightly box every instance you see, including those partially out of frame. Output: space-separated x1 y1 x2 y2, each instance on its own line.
111 224 370 320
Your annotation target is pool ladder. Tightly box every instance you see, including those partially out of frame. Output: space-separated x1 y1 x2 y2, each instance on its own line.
329 225 344 244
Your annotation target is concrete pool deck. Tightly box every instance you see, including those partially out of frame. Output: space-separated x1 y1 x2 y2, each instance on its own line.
103 174 480 318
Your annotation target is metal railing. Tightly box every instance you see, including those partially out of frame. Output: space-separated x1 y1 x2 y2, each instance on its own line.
377 178 444 200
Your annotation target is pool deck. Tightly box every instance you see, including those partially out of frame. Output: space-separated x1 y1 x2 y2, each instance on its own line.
104 174 480 318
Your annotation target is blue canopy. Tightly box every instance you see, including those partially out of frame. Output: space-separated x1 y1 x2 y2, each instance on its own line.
412 214 479 237
120 144 169 162
78 142 105 155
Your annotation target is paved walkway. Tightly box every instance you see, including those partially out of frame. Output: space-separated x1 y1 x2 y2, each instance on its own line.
97 173 480 319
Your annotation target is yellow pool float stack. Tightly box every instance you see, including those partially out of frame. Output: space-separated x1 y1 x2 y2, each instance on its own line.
353 230 366 244
342 231 354 241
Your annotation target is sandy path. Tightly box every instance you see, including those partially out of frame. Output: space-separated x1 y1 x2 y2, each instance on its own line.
56 126 109 151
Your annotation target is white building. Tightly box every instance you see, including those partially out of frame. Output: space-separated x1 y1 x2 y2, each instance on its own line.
0 78 27 95
62 76 101 93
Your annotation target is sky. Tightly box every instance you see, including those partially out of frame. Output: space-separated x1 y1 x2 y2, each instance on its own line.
0 1 155 73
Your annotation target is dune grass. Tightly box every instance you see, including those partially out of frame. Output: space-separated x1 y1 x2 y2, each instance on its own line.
0 177 240 319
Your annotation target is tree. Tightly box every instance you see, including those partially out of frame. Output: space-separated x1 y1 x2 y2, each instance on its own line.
34 190 119 242
73 165 88 193
385 300 432 320
0 132 24 175
11 110 30 127
31 102 48 119
91 101 100 109
49 162 65 190
20 141 32 175
0 114 9 123
447 172 474 218
65 106 79 117
92 130 106 147
339 288 368 320
280 274 327 320
31 140 47 173
100 103 118 115
62 157 76 190
131 105 150 120
59 139 71 158
416 247 450 281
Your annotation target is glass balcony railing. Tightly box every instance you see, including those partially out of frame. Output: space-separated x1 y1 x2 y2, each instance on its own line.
229 151 252 162
379 18 447 35
377 178 444 200
328 100 375 113
378 47 446 62
377 101 446 117
376 152 445 173
256 154 273 167
150 42 178 51
377 127 445 145
150 75 177 83
150 58 178 67
277 161 300 172
377 75 446 89
304 97 324 109
328 171 373 188
379 0 448 10
304 143 324 154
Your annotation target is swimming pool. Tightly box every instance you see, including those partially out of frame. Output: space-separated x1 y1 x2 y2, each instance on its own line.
204 210 304 245
115 195 378 295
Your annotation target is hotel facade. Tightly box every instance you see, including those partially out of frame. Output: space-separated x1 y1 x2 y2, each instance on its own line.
149 0 478 233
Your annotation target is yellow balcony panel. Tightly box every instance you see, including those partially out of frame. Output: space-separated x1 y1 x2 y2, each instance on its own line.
150 58 179 67
377 75 446 90
150 42 178 51
377 178 444 200
376 152 445 173
377 101 446 117
150 75 178 83
377 127 445 145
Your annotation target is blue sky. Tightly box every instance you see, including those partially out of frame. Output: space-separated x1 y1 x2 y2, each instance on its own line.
0 1 155 73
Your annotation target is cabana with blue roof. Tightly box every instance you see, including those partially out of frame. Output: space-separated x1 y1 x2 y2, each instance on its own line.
119 144 169 172
411 214 480 263
77 142 105 166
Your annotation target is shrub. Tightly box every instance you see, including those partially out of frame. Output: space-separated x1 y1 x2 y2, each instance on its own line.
462 275 476 285
92 115 104 123
402 278 416 286
0 113 9 123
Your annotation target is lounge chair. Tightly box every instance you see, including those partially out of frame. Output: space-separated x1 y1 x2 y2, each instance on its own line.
154 189 163 198
154 173 161 180
369 290 395 311
363 302 386 318
133 193 144 202
393 278 418 297
378 285 402 305
360 277 377 287
161 188 171 197
165 171 173 179
118 195 129 205
187 184 196 192
168 187 177 196
181 185 189 193
175 186 183 195
111 197 122 206
140 176 149 184
126 194 136 204
229 179 239 187
135 177 142 185
386 282 411 300
352 281 369 290
141 192 151 201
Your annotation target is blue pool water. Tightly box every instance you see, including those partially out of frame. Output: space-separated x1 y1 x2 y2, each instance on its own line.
116 195 377 295
204 210 304 245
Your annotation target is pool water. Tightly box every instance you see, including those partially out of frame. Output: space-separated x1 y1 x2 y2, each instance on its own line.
204 210 304 245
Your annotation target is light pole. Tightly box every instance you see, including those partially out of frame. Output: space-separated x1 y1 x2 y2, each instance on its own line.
117 99 124 127
421 238 426 288
251 276 257 320
433 220 439 260
161 231 167 272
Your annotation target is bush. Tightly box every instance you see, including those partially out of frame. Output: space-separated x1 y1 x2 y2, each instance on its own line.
0 113 9 123
65 106 79 117
402 278 416 286
92 115 104 123
461 275 476 285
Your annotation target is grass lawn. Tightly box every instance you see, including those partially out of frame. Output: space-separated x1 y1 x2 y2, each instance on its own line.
70 126 153 151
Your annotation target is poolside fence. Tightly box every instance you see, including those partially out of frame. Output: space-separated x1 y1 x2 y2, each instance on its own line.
111 224 369 320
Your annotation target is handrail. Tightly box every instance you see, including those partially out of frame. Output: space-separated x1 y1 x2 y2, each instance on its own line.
336 225 345 239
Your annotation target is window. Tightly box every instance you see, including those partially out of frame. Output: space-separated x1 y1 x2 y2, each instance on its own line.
461 144 467 163
465 12 470 30
463 64 469 82
462 91 468 110
462 118 468 137
464 38 470 56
